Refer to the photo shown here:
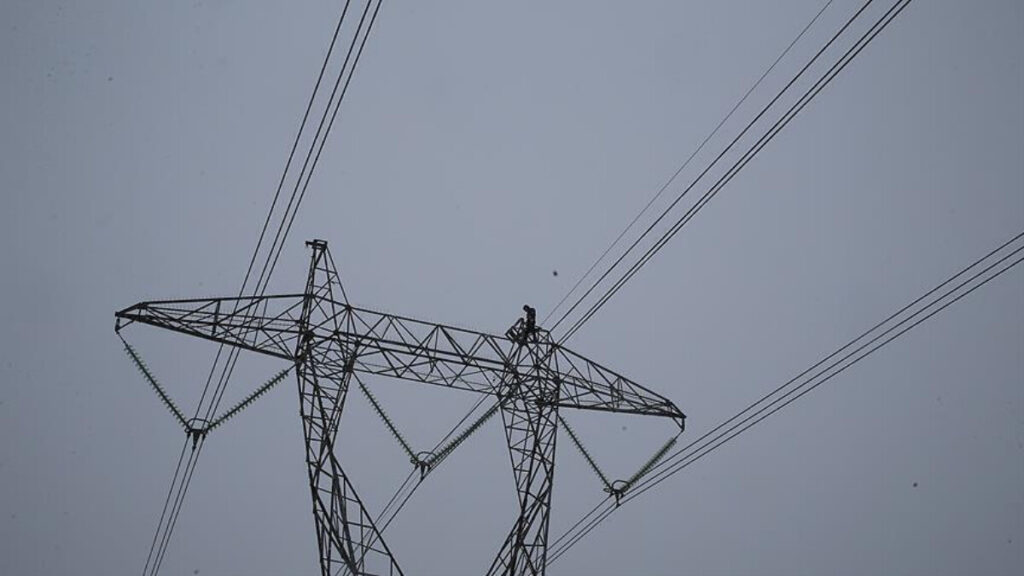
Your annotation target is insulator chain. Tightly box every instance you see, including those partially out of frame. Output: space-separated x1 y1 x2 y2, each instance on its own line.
558 414 614 493
424 400 502 471
120 336 189 430
356 378 419 464
618 434 678 494
206 366 292 433
121 334 292 441
559 412 682 505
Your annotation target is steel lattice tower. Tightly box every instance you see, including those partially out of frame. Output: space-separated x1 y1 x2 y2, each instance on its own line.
115 240 685 575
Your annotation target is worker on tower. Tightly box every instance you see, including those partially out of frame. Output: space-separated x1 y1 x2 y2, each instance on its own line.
523 304 536 335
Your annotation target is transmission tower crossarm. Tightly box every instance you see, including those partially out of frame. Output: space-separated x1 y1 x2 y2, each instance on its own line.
543 346 685 428
117 297 684 428
115 294 307 361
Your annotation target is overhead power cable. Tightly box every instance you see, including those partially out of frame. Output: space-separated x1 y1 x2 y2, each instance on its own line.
193 0 385 470
547 228 1024 565
542 0 835 327
550 0 889 344
140 3 384 574
203 0 384 441
547 0 915 560
256 0 384 298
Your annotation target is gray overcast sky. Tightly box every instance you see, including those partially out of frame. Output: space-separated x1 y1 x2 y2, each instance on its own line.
1 1 1022 575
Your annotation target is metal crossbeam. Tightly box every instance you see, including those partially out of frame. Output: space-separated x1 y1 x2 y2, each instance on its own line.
116 304 683 425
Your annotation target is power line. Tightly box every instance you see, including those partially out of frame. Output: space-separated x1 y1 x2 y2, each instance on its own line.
547 0 918 557
557 0 907 344
140 3 384 573
203 0 383 435
550 0 886 343
201 0 384 434
551 232 1024 560
547 228 1024 565
634 241 1024 501
261 0 384 293
542 0 836 328
240 0 356 303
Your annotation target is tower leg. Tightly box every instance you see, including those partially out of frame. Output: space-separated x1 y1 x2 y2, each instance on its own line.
296 344 403 576
296 239 402 576
488 354 560 576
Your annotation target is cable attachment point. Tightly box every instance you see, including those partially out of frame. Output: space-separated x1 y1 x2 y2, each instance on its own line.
615 435 679 495
185 418 209 450
413 451 434 479
604 481 629 507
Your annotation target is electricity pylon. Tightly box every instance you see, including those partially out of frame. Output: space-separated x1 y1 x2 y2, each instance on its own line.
115 239 685 575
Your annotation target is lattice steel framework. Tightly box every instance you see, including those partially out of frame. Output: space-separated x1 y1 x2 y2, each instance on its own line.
115 240 685 575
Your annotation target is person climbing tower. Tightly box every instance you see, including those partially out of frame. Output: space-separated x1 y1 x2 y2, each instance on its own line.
523 304 536 334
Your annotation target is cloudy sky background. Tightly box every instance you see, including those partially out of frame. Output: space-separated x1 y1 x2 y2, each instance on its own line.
1 1 1022 574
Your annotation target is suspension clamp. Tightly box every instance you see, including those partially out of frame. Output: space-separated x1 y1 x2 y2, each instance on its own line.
186 418 209 449
604 481 628 507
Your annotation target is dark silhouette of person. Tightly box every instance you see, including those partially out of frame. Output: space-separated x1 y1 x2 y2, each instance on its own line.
523 304 536 334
